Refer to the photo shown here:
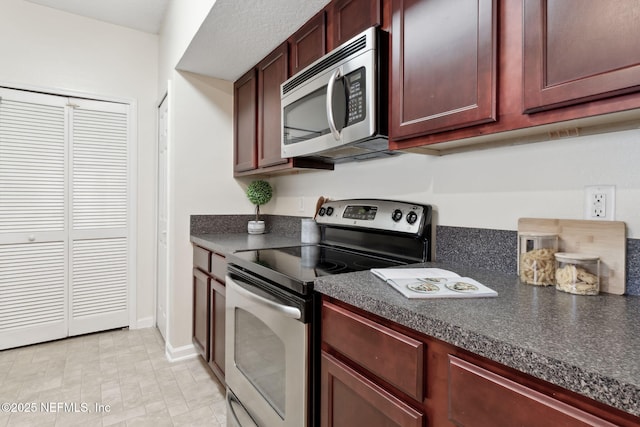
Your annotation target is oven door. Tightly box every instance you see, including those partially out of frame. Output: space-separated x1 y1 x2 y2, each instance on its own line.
225 272 309 427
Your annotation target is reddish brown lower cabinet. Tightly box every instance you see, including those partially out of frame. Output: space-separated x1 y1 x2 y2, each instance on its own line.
192 245 226 384
208 277 225 380
322 300 424 401
321 351 425 427
448 356 618 427
320 296 640 427
192 268 210 360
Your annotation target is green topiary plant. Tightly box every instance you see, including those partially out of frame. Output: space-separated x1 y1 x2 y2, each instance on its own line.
246 180 273 221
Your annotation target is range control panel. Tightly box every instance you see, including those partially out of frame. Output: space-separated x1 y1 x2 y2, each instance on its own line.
315 199 431 235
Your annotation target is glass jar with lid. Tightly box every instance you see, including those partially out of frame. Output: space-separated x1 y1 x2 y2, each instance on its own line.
554 252 600 295
518 232 558 286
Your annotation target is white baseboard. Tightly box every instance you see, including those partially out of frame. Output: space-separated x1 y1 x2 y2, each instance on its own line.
132 316 155 329
165 341 199 362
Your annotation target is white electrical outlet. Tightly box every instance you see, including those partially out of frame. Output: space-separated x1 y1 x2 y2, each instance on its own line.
584 185 615 220
298 197 305 212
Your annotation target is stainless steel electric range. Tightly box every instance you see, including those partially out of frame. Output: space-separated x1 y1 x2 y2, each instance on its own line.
225 199 432 427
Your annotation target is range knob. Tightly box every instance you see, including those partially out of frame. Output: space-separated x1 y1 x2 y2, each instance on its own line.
326 207 334 216
318 207 326 216
392 209 403 222
406 211 418 225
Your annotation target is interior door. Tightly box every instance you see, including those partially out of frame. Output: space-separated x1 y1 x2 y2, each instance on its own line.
0 89 68 349
67 98 130 336
0 88 132 348
156 95 168 340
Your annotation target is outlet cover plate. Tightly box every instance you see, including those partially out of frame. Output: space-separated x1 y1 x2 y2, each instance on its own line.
584 185 615 221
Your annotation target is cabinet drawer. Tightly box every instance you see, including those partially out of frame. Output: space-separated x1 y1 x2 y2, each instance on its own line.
210 252 227 283
322 300 424 401
193 246 211 272
448 356 617 427
321 351 424 427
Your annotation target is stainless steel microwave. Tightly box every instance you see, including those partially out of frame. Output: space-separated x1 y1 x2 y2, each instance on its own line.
281 27 397 163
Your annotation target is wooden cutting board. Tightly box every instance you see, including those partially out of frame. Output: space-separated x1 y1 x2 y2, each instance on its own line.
518 218 627 295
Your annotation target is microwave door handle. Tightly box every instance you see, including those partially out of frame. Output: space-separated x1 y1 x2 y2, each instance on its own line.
326 68 342 141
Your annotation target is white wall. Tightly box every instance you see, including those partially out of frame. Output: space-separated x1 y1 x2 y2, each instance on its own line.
269 128 640 239
165 71 237 351
159 1 250 352
0 0 159 325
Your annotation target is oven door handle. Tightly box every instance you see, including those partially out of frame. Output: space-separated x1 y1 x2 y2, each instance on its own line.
229 277 302 320
227 389 259 427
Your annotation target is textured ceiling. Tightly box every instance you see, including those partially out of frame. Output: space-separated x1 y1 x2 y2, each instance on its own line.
23 0 331 81
24 0 169 34
176 0 331 81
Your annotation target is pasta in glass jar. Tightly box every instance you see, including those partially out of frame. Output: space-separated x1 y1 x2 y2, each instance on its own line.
518 232 558 286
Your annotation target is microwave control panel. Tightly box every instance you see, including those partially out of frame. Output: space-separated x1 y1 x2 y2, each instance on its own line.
346 68 366 126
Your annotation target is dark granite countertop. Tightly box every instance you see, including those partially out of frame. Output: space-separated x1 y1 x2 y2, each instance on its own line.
190 230 640 418
190 232 304 255
314 262 640 417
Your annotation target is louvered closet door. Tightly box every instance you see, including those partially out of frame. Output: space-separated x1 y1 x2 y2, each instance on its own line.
68 98 130 336
0 89 68 349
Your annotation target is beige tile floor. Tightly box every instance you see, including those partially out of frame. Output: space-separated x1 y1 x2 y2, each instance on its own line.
0 328 227 426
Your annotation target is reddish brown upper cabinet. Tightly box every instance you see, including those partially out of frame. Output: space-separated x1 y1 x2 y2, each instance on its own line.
390 0 497 140
523 0 640 114
327 0 382 50
257 42 289 168
233 42 334 177
233 69 257 173
289 11 327 76
389 0 640 154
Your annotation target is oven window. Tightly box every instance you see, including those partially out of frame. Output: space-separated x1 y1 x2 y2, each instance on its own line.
234 307 286 419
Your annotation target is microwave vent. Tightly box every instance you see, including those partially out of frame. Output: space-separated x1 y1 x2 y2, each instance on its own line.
282 34 368 95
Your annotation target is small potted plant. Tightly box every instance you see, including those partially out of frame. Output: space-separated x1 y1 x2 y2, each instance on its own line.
246 180 273 234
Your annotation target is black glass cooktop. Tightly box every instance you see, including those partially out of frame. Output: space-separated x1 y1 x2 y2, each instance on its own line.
229 245 406 296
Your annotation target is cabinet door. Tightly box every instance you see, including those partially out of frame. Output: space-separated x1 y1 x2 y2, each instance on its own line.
448 356 618 427
329 0 381 49
289 11 326 75
258 42 289 168
209 278 226 382
322 300 424 401
192 269 210 360
523 0 640 113
233 68 257 173
321 351 424 427
390 0 497 140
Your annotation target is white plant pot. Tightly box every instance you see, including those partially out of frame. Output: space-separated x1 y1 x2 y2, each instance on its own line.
247 220 265 235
